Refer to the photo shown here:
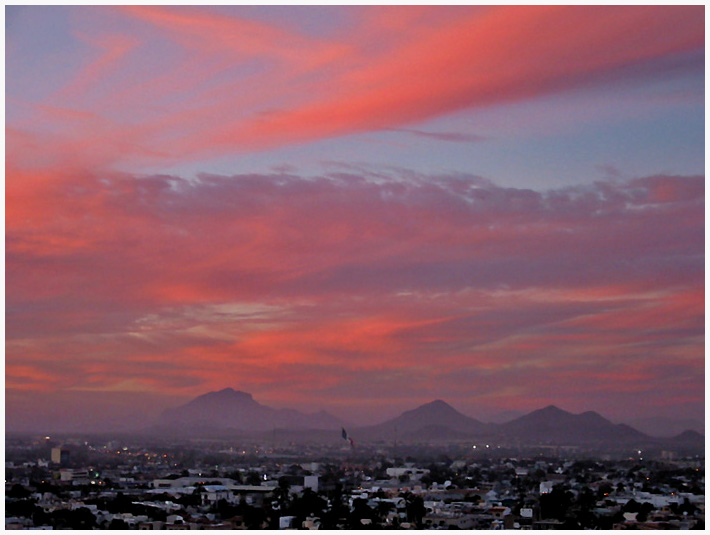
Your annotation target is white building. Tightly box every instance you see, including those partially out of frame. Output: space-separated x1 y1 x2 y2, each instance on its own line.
539 481 554 494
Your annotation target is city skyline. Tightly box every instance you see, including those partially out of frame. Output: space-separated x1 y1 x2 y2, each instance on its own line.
6 5 705 433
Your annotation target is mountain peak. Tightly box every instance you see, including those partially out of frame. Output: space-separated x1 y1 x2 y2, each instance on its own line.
425 399 454 409
211 388 253 399
408 399 463 418
673 429 704 441
158 389 342 432
500 404 649 445
189 388 258 407
376 398 487 435
539 404 565 413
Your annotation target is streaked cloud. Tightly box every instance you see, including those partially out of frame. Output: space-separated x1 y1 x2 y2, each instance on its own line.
6 167 703 421
5 5 704 427
7 5 704 169
393 128 488 143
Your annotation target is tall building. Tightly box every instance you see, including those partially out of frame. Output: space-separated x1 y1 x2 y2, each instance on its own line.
50 447 70 466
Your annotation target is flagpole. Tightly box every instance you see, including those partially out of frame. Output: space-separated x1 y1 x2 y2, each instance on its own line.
393 425 398 461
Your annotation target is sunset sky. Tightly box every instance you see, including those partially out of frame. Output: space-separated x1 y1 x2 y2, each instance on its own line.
6 5 705 432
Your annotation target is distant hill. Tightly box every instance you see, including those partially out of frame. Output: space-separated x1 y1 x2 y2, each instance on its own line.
664 429 704 448
152 390 702 452
156 388 342 433
351 402 655 447
496 405 649 445
625 416 704 437
356 399 491 440
671 429 704 442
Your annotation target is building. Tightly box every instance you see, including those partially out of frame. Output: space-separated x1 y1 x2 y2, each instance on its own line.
50 447 70 466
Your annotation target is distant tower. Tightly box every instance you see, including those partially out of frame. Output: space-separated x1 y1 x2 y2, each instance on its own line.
51 447 70 466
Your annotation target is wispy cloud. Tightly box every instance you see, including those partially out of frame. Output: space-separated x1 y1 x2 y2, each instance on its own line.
393 128 488 143
5 6 704 426
6 167 703 419
7 5 704 169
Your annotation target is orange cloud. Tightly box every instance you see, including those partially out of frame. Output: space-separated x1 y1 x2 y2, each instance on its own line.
8 6 703 169
57 32 139 100
5 5 704 423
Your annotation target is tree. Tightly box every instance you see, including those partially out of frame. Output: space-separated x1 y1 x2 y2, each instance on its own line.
50 507 97 530
576 487 596 511
597 482 613 498
215 498 239 519
402 492 426 526
176 489 201 507
289 488 326 518
319 487 349 530
245 471 262 486
243 505 269 529
105 492 134 514
678 497 697 516
6 499 37 519
622 499 640 513
7 484 31 499
349 497 375 529
273 477 291 510
375 500 394 524
32 507 51 528
539 486 573 521
108 518 129 529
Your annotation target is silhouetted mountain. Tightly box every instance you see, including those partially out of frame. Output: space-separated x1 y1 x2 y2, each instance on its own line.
647 429 706 456
674 429 703 439
357 399 490 440
405 424 474 441
157 388 342 433
497 405 649 445
153 392 697 451
625 416 704 437
667 429 704 444
487 409 525 424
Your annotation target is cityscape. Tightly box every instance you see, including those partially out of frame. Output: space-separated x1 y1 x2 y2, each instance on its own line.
5 388 705 529
6 5 705 530
5 393 705 530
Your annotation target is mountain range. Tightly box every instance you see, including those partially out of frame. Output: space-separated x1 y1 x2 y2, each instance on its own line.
152 388 703 451
158 388 342 433
496 405 647 444
356 399 490 441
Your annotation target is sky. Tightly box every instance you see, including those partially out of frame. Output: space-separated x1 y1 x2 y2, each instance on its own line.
5 5 705 433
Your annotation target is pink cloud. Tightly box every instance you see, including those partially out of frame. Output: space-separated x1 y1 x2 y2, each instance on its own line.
5 5 704 424
6 167 703 425
56 32 139 100
8 6 703 169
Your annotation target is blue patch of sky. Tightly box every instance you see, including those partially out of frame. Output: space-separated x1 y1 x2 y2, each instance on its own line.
141 95 702 192
6 7 88 112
